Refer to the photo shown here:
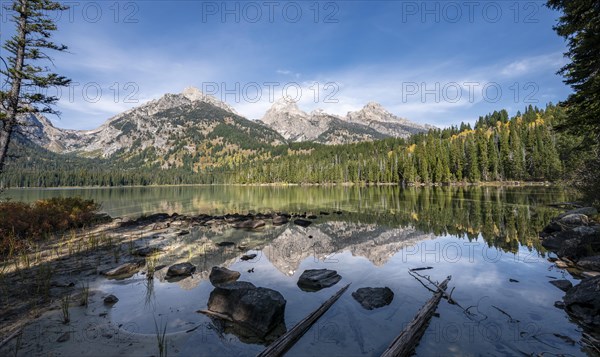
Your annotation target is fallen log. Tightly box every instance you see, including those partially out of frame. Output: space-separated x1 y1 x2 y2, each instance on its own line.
0 328 23 349
257 283 351 357
380 276 451 357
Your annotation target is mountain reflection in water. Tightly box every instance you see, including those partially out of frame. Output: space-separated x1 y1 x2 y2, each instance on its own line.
8 185 590 355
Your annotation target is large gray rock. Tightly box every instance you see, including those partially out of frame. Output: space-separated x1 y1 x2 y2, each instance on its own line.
557 207 598 220
297 269 341 291
209 266 241 286
558 238 588 260
542 209 596 236
541 225 600 259
352 287 394 310
578 255 600 271
564 276 600 327
558 214 589 226
207 281 286 338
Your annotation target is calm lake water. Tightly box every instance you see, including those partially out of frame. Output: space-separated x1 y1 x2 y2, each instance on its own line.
4 185 593 356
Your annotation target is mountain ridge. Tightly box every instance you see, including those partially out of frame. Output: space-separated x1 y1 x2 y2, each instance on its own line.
20 87 434 160
259 97 433 144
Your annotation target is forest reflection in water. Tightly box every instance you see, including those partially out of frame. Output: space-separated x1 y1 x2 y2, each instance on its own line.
6 184 574 254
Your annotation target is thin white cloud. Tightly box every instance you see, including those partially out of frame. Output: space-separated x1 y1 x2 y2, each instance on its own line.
500 52 567 77
47 28 568 131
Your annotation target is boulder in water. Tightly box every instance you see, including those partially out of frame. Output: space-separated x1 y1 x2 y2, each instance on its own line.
209 266 241 286
166 262 196 278
297 269 341 291
207 281 287 338
564 276 600 328
352 287 394 310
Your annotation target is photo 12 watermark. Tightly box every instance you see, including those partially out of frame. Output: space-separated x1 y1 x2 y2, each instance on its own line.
0 1 140 24
200 81 340 104
399 1 540 24
200 1 340 23
400 81 539 104
17 82 140 104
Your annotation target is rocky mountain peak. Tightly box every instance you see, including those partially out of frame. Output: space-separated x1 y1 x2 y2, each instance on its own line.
182 86 205 101
179 86 238 114
347 102 397 123
269 98 305 114
262 98 308 125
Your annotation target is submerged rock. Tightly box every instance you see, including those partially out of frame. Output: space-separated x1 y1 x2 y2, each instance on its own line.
272 215 289 226
56 332 70 342
564 276 600 328
233 220 266 229
209 267 241 286
166 262 196 278
549 279 573 292
293 219 313 228
352 287 394 310
104 260 144 278
132 247 163 257
207 281 286 338
241 254 257 261
297 269 341 291
104 294 119 304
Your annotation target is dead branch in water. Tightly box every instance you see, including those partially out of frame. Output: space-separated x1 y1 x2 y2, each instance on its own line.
257 283 351 357
380 276 451 357
408 270 474 318
0 327 23 349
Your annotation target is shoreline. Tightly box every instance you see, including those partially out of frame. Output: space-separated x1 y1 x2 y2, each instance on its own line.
3 180 558 190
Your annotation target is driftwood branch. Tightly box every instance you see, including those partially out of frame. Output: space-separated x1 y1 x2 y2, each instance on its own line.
196 309 234 322
0 328 23 349
380 276 451 357
257 283 351 357
408 270 474 318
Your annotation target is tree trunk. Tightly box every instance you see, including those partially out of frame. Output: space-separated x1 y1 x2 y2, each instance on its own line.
0 122 15 174
0 0 28 174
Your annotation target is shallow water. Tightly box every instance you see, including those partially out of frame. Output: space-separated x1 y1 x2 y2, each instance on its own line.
5 185 592 355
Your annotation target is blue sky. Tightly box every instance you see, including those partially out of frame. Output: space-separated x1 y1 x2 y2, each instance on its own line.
0 1 571 129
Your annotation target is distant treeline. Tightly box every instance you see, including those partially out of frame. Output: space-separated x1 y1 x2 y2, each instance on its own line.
1 104 581 187
229 104 578 185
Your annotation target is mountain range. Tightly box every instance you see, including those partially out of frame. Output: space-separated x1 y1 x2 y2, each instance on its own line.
18 87 433 167
258 97 432 144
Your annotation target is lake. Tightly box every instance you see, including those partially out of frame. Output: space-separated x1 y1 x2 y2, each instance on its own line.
3 185 593 356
